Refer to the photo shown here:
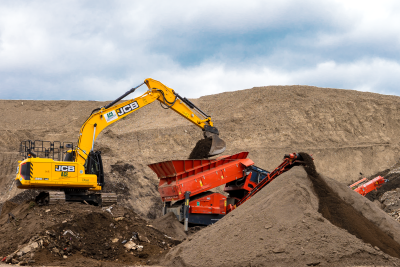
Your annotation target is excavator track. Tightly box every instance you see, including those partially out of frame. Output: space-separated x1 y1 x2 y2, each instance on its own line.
49 191 66 205
35 191 66 205
100 193 118 206
35 191 117 206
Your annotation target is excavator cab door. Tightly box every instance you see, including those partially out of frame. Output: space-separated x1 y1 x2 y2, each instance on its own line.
84 151 104 187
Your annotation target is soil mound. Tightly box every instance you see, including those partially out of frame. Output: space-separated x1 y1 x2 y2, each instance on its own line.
300 152 400 258
0 200 18 217
152 212 187 241
164 162 400 266
8 189 40 203
111 162 135 175
0 202 180 266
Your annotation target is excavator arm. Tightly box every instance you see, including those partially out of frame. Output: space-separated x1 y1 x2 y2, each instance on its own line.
75 78 226 165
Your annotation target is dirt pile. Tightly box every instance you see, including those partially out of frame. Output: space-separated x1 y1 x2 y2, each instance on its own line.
300 152 400 258
152 212 187 241
164 162 400 266
0 201 180 266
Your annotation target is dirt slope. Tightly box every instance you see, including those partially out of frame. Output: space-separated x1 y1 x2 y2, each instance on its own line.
2 85 400 218
164 164 400 267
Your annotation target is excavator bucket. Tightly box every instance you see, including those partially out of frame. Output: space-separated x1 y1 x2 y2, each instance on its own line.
189 133 226 159
209 134 226 156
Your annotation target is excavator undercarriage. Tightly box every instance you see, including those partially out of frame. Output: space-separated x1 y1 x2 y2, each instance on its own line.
35 191 117 206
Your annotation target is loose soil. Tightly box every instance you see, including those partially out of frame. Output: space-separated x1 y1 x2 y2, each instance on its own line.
188 137 212 159
164 158 400 267
300 152 400 258
151 212 187 241
0 201 180 266
380 189 400 213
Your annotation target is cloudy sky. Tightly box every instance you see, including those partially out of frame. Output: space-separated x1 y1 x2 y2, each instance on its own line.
0 0 399 100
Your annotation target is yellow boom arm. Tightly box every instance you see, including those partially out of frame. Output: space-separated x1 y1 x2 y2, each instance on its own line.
74 78 221 165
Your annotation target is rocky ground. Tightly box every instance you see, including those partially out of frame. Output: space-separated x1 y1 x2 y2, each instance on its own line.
0 201 182 266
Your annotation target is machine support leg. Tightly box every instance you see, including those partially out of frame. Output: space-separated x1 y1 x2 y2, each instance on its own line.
184 191 191 232
162 201 171 216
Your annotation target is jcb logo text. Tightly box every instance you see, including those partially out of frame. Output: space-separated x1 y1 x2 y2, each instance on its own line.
55 165 75 172
116 102 139 116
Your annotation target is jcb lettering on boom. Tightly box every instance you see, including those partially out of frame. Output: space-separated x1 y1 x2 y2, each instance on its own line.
55 165 75 172
116 102 139 117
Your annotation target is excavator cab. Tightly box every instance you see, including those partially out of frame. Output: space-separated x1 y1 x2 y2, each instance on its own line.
85 151 104 187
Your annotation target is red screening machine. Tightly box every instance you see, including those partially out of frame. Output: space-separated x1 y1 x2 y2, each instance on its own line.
350 176 387 196
148 152 307 226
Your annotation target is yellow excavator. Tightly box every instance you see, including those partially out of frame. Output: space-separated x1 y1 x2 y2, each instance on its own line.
15 78 226 206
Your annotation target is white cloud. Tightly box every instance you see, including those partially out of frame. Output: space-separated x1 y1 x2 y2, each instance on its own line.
144 58 400 98
0 0 399 100
315 1 400 48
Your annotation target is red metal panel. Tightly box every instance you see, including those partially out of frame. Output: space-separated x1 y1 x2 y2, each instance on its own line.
150 152 253 202
148 152 249 179
349 177 367 189
189 193 227 215
354 176 386 196
151 161 177 178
